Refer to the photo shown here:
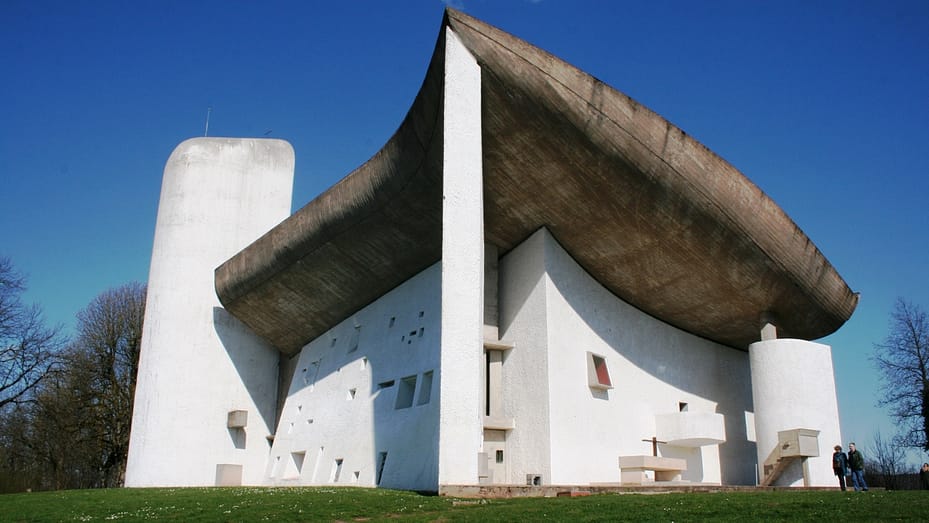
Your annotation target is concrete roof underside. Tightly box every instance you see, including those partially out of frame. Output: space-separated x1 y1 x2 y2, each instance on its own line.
215 9 858 356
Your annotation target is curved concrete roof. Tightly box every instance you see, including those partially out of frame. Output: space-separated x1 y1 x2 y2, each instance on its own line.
215 8 858 356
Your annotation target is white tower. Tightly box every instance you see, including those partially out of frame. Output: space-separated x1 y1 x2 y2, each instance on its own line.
125 138 294 486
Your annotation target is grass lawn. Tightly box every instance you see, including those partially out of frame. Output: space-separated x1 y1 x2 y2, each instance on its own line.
1 487 927 522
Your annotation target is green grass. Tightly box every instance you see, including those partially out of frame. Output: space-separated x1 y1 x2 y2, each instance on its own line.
1 487 926 522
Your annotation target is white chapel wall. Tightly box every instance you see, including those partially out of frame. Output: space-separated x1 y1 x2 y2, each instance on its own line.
126 138 293 487
499 228 758 486
750 338 842 487
266 263 443 491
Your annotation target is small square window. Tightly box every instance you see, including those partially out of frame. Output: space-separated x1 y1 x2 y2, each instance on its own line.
587 352 613 390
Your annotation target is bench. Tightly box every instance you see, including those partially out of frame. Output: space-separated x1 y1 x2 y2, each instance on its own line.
618 455 687 484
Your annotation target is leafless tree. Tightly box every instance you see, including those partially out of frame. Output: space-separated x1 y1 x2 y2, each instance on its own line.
0 280 146 491
68 281 146 487
866 431 909 490
873 299 929 451
0 256 63 409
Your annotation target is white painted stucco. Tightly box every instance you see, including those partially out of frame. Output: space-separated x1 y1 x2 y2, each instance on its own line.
438 26 484 486
750 338 842 487
125 138 294 487
267 263 442 491
499 229 757 486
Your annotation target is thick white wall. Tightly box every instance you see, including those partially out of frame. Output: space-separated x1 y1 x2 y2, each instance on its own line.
126 138 293 487
438 26 484 486
267 263 442 491
499 229 757 486
750 339 842 487
497 231 554 484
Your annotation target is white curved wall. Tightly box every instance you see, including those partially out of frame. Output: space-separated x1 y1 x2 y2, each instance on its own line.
750 338 842 487
500 229 757 486
126 138 294 487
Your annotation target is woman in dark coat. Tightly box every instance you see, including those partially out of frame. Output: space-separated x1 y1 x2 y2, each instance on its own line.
832 445 849 491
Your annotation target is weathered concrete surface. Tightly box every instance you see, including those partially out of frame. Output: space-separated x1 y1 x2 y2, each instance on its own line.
215 8 857 355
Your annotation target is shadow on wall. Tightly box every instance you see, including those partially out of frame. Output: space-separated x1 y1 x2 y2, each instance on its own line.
501 229 756 485
213 307 280 441
258 266 443 491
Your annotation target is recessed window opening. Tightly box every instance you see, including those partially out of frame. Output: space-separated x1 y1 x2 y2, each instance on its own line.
352 471 360 483
331 337 337 347
417 371 434 405
418 327 424 337
378 380 395 389
679 402 689 412
361 357 368 370
587 352 613 390
376 451 388 486
331 458 343 483
287 422 294 434
395 375 417 409
348 325 361 353
389 317 396 328
347 388 357 400
419 310 424 318
496 450 504 464
291 451 306 475
485 352 491 416
307 418 314 424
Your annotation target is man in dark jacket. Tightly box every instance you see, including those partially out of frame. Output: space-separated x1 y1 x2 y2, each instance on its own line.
832 445 848 491
847 442 868 491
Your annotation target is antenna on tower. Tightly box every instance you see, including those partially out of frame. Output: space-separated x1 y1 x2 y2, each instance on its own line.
204 106 212 137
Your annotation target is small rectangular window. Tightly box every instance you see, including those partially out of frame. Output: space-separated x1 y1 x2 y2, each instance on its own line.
331 458 343 483
395 375 417 409
496 450 504 463
417 371 434 405
587 352 613 390
376 451 388 485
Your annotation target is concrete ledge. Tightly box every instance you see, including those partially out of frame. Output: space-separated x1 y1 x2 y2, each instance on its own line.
438 484 861 498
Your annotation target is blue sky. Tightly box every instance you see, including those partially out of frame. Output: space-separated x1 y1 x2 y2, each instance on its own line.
2 1 927 462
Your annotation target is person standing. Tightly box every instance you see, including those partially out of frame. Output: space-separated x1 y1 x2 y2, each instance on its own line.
920 463 929 490
832 445 849 491
846 442 868 491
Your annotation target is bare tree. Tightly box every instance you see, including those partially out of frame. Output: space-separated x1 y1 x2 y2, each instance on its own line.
866 431 909 490
68 281 146 487
0 280 146 491
0 256 63 409
873 298 929 451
